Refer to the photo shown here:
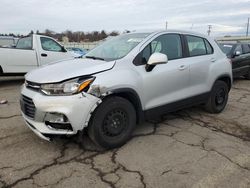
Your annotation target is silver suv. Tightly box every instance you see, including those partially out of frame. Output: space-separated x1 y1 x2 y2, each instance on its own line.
20 30 232 148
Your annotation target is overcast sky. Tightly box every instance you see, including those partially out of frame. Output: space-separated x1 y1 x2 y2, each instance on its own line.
1 0 250 36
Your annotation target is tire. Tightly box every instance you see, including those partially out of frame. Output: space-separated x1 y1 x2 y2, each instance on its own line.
87 96 136 149
205 80 229 114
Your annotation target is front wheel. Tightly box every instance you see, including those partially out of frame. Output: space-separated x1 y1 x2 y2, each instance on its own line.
87 96 136 149
205 81 229 114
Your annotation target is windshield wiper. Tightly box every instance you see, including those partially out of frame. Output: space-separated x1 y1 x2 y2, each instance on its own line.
85 56 105 61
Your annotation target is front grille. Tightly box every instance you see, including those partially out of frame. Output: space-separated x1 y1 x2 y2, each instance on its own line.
25 81 41 92
21 95 36 119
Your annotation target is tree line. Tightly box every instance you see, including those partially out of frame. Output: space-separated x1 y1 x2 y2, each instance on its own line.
0 29 122 42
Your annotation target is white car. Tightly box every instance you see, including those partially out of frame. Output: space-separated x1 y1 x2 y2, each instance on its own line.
0 34 73 75
20 30 232 149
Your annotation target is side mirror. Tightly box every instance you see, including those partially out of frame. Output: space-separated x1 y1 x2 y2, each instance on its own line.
62 46 67 52
233 51 241 57
145 53 168 72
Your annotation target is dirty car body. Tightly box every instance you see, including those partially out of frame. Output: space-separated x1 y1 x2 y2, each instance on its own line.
20 30 232 148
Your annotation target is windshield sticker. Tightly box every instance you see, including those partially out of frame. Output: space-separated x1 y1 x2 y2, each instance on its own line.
223 45 233 48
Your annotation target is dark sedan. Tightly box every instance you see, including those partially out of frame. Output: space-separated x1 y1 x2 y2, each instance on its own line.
219 42 250 79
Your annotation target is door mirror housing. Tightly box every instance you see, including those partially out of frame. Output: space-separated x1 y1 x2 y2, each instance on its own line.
61 46 67 52
233 51 241 57
145 53 168 72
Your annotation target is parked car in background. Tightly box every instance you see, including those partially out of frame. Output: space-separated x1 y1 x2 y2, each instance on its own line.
66 47 87 58
21 30 232 149
0 36 18 47
0 34 74 75
218 41 250 79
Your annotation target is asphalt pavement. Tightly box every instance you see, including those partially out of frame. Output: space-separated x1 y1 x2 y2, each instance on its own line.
0 77 250 188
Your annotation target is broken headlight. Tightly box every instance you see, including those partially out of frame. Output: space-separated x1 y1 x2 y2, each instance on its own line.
41 77 95 96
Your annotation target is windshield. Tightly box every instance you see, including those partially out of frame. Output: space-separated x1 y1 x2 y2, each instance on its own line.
85 33 150 61
219 43 234 55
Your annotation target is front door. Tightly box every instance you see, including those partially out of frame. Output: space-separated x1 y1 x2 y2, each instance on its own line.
38 37 72 66
135 34 190 110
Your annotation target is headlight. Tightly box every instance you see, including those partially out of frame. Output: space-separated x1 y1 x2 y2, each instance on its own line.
41 77 95 96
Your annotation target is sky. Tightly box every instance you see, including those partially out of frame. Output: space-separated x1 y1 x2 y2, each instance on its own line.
1 0 250 36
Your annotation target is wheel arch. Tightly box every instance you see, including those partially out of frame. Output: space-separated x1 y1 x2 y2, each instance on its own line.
103 88 144 124
214 74 232 91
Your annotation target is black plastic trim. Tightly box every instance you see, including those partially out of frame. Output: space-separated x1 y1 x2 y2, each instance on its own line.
215 74 232 91
144 92 210 120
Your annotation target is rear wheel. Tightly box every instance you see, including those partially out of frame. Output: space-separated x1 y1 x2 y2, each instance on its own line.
205 81 229 113
87 97 136 149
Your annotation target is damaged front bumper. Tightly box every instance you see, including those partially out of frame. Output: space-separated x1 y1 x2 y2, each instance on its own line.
20 85 101 141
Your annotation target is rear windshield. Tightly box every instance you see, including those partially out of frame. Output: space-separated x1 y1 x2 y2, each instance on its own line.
16 36 32 49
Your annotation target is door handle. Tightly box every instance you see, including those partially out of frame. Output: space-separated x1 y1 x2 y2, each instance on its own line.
41 53 47 57
179 65 187 71
210 58 216 62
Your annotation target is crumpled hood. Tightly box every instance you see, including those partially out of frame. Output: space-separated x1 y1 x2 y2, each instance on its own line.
25 58 115 83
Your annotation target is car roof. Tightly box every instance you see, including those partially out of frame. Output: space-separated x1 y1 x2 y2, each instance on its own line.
218 41 250 44
130 29 209 39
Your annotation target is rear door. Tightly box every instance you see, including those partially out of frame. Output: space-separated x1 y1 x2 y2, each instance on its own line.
185 35 215 95
37 36 73 66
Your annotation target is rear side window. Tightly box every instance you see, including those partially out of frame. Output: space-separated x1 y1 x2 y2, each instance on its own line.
242 44 250 54
133 34 183 65
186 35 213 57
16 36 32 49
40 37 63 52
186 36 206 56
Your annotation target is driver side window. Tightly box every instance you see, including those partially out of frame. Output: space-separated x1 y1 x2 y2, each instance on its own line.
133 34 183 66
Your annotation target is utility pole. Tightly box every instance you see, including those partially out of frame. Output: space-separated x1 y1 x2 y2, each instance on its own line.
207 25 212 36
166 21 168 30
190 24 194 30
247 17 249 37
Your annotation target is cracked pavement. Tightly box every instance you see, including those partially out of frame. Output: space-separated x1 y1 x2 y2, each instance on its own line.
0 77 250 188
